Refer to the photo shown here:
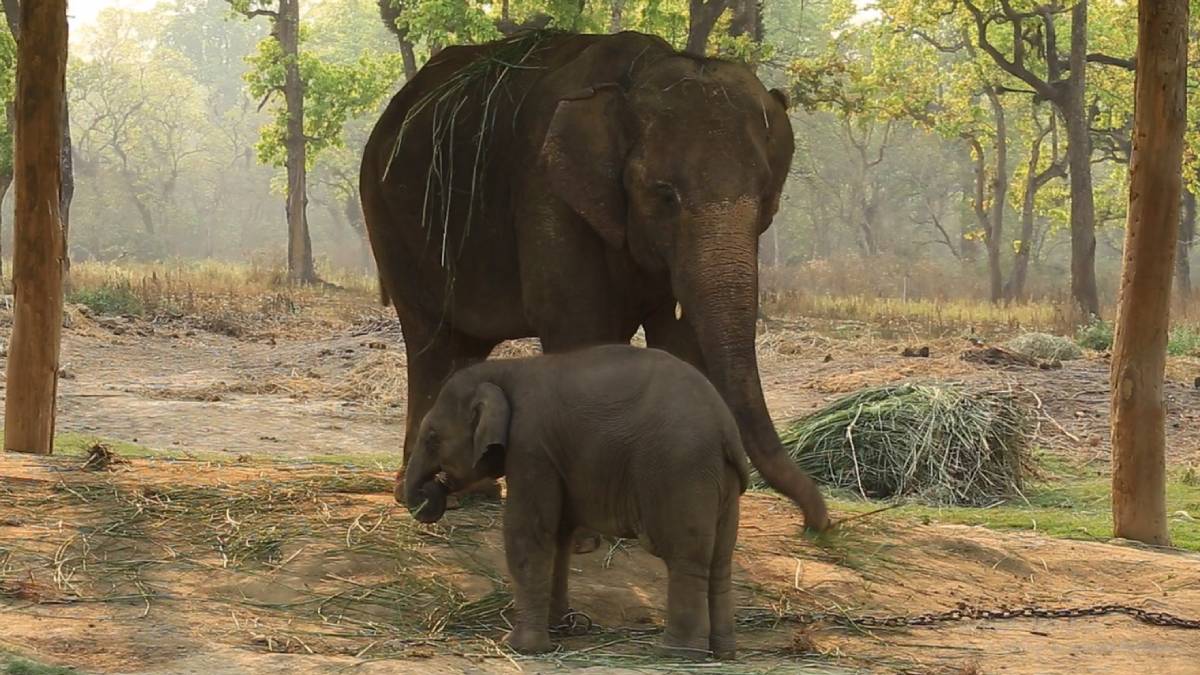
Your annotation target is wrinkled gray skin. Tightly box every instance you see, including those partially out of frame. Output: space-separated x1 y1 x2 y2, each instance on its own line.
405 345 750 659
361 30 829 532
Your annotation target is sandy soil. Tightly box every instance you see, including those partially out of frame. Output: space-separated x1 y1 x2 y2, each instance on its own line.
0 304 1199 674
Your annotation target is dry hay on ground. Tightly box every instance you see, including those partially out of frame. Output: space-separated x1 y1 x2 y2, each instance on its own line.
775 383 1032 505
1 454 1199 674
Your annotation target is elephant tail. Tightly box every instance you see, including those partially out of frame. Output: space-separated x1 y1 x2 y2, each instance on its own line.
722 421 752 494
378 279 391 307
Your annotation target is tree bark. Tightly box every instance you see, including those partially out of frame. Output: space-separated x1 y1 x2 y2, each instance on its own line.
5 0 67 454
610 0 623 33
1110 0 1187 547
984 89 1007 304
687 0 728 55
1066 0 1100 317
1177 189 1195 302
377 0 417 80
279 0 316 283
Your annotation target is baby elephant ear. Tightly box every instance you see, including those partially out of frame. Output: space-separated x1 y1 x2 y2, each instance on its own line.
471 382 511 469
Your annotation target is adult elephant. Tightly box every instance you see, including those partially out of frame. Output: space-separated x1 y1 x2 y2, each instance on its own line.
360 30 830 530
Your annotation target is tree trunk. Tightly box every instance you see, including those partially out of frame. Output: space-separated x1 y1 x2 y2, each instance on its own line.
1065 0 1100 318
1009 140 1041 304
1110 0 1187 547
5 0 67 455
687 0 728 55
729 0 761 39
377 0 416 80
1177 189 1195 302
59 95 72 266
0 170 10 282
279 0 316 284
610 0 623 32
984 89 1007 304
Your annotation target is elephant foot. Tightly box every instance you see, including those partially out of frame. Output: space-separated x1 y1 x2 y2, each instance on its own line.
549 601 570 627
656 634 711 661
572 530 603 554
710 634 737 660
503 627 553 654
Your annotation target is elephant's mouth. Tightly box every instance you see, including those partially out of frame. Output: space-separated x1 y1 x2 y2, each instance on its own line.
410 477 451 523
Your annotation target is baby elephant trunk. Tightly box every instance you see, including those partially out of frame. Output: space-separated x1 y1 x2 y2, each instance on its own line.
410 479 449 523
401 452 450 523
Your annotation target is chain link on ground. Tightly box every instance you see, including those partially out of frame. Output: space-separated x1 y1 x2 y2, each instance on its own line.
776 603 1200 630
545 602 1200 640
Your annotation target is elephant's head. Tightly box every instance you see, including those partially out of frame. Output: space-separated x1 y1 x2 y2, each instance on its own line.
401 372 510 524
539 46 829 530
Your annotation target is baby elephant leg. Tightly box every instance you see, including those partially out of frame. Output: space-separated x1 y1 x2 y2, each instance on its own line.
708 494 740 660
502 490 562 654
549 529 573 625
654 523 715 659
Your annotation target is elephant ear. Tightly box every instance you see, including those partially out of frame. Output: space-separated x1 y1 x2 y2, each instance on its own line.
539 84 631 250
471 382 511 474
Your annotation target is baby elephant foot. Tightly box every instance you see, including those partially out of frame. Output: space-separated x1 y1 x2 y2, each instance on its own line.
656 634 711 661
572 531 603 554
503 627 553 654
710 634 737 660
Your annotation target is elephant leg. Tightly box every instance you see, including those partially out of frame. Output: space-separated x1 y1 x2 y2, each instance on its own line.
549 527 573 626
643 302 707 374
708 492 740 660
647 507 715 659
400 318 496 465
502 479 563 654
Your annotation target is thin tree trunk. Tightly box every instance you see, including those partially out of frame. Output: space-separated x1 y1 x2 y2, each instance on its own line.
1110 0 1187 547
5 0 67 454
1009 140 1040 304
984 89 1007 304
0 171 10 282
610 0 623 32
1065 0 1100 318
400 40 417 81
1177 189 1195 302
687 0 728 55
279 0 316 284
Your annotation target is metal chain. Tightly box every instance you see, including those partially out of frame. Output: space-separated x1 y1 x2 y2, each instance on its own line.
784 603 1200 630
544 603 1200 640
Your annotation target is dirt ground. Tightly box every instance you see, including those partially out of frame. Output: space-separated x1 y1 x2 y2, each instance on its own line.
2 300 1200 673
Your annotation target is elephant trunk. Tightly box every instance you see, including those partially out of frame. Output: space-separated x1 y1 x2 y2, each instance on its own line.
674 199 831 531
401 447 448 523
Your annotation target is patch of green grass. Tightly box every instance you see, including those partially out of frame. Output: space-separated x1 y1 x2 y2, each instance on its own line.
66 282 144 316
829 468 1200 551
1075 319 1200 356
1168 325 1200 357
1 655 77 675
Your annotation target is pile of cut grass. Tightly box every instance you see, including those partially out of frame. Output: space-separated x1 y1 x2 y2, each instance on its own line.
774 383 1032 506
1006 332 1083 361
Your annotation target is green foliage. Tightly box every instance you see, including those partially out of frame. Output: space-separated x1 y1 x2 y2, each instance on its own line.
1168 326 1200 357
0 13 14 176
67 283 145 316
245 30 404 168
1075 318 1114 352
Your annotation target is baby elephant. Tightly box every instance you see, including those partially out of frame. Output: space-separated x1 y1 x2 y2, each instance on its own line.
401 344 749 659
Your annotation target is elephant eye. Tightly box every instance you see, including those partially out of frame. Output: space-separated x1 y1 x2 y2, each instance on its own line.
425 429 440 450
653 181 679 207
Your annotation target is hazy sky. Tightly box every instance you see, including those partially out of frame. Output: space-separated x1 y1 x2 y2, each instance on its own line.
70 0 157 27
